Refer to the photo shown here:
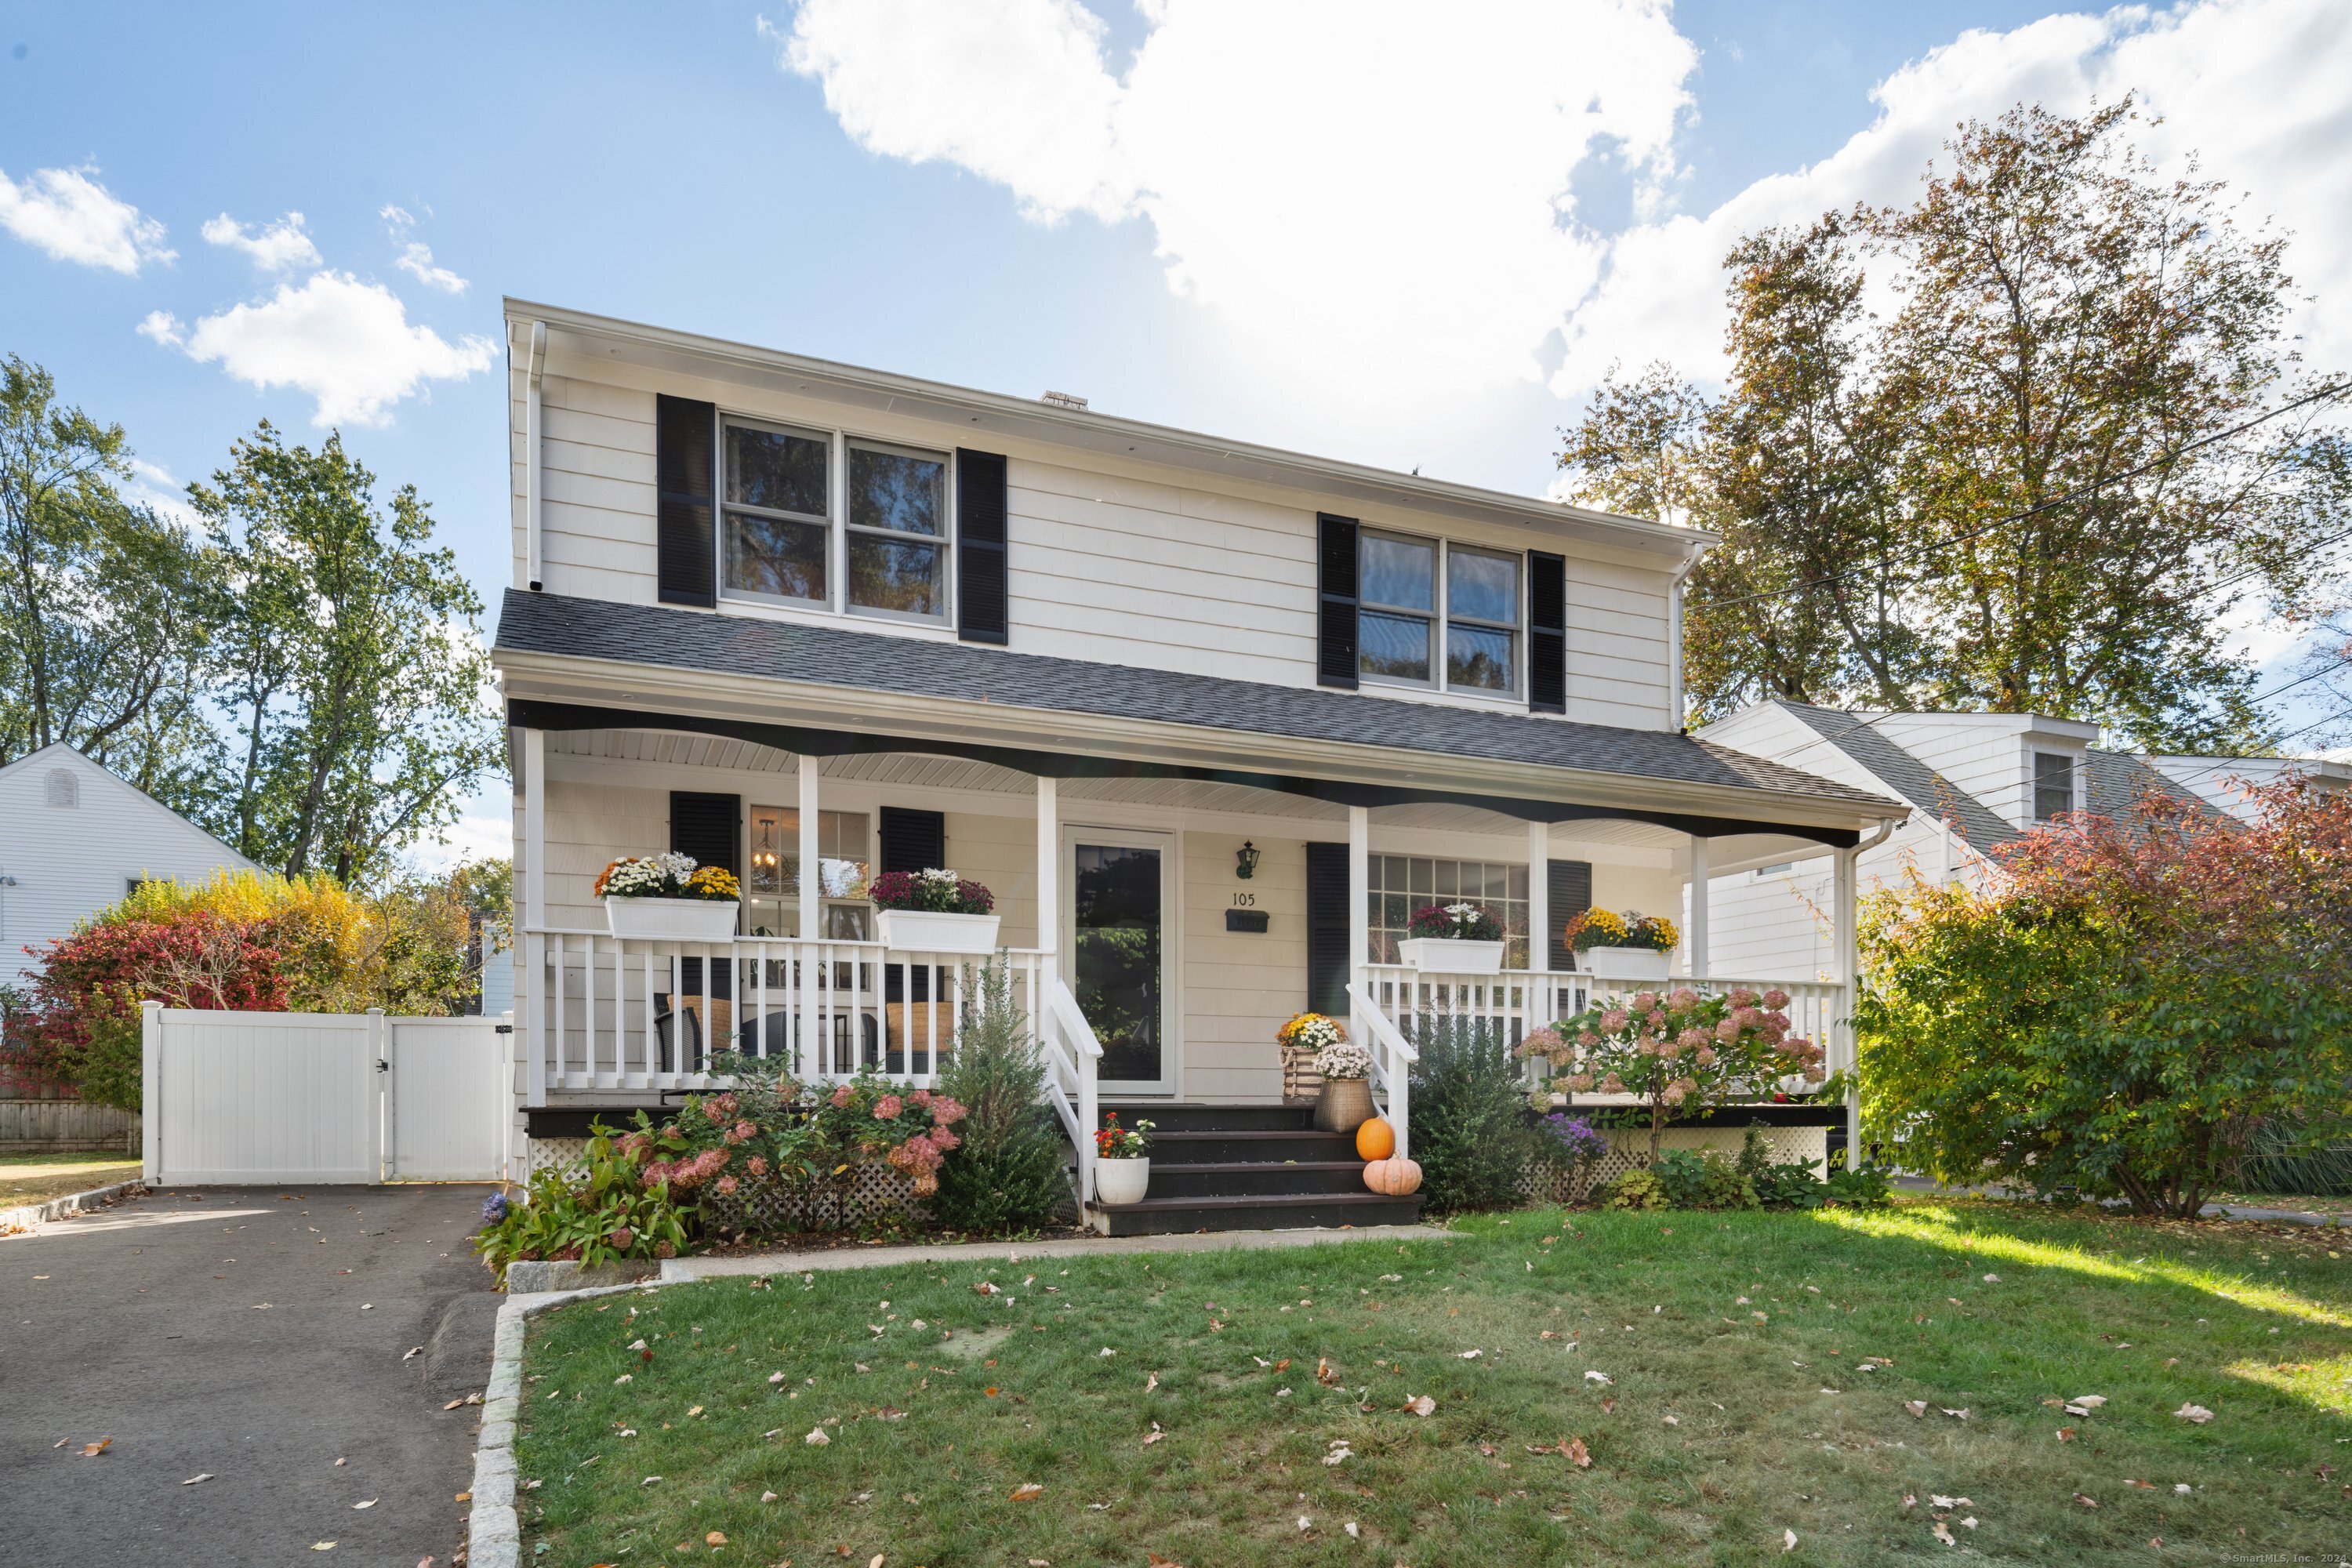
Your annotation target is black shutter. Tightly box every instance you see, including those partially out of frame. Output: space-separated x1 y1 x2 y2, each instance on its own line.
1529 550 1566 713
879 807 946 874
956 448 1009 644
1305 840 1352 1015
656 395 717 607
1546 858 1593 971
1316 514 1359 690
670 790 740 1001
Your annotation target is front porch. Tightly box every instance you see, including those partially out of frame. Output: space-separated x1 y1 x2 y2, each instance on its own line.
508 720 1888 1223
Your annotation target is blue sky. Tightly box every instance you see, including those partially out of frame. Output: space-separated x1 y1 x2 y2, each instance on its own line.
5 1 2347 867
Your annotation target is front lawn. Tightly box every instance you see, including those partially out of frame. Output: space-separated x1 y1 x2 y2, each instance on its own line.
515 1203 2350 1566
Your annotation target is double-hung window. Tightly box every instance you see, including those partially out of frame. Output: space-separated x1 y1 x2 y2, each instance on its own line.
846 440 948 621
724 419 831 606
2032 753 2076 822
1356 531 1521 695
720 420 953 624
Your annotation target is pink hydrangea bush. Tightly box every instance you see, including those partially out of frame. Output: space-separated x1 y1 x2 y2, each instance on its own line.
1518 985 1827 1163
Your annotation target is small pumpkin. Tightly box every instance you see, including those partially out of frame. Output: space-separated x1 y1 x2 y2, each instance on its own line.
1355 1116 1396 1161
1362 1156 1423 1196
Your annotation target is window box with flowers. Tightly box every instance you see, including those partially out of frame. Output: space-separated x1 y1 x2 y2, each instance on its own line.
1094 1112 1156 1205
1396 902 1508 974
871 869 1000 953
1565 908 1679 980
596 853 742 940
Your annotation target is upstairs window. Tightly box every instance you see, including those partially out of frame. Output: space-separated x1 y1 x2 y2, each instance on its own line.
1357 531 1521 696
2033 752 2076 822
846 441 947 620
724 419 829 606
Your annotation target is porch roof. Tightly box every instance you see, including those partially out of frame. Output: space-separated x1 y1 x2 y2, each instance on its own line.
494 590 1906 844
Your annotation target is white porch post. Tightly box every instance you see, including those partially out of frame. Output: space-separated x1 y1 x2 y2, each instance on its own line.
1686 834 1711 979
1526 819 1551 1018
1346 801 1370 1033
797 753 822 1080
522 726 546 1108
1035 775 1058 983
1832 843 1860 1167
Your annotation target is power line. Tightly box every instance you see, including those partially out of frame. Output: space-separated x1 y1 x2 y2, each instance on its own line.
1698 379 2352 613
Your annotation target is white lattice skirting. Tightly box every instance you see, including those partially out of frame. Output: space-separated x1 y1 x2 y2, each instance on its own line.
526 1136 924 1231
1526 1124 1829 1203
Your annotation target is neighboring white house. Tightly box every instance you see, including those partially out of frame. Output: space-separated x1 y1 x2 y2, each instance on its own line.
0 742 267 988
488 302 1908 1227
1684 701 2322 974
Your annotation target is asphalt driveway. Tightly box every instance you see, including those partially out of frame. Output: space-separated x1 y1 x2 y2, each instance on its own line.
2 1184 500 1567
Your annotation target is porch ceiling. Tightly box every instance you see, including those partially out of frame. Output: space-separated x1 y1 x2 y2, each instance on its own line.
499 591 1907 845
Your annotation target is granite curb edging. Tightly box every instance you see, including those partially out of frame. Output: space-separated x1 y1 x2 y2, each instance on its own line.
0 1178 147 1234
467 1280 669 1568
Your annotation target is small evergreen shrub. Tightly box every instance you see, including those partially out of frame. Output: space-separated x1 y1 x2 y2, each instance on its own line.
1407 1011 1544 1214
928 957 1070 1235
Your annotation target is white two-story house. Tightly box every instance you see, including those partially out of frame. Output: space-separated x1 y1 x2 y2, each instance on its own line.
490 301 1906 1229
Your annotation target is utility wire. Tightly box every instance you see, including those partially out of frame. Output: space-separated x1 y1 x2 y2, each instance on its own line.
1697 378 2352 613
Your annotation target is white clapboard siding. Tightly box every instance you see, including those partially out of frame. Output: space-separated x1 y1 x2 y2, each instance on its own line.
1178 830 1306 1102
0 746 263 987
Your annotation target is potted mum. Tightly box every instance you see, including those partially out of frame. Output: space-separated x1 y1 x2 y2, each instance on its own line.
1565 907 1679 981
1094 1112 1155 1205
1308 1033 1376 1134
596 852 741 940
871 868 1000 953
1396 902 1508 974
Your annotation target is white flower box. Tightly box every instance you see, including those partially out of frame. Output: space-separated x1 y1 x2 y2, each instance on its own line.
1095 1156 1150 1206
1581 945 1671 981
604 897 739 942
1398 937 1507 975
875 909 1003 955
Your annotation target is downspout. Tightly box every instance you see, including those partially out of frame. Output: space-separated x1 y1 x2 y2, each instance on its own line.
526 321 547 593
1667 539 1707 730
1839 815 1900 1171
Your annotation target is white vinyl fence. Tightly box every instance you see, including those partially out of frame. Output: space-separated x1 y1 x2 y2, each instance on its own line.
141 1004 510 1185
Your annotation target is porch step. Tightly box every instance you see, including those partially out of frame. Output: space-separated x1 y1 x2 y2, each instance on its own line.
1096 1102 1317 1133
1130 1160 1374 1200
1138 1128 1363 1165
1090 1191 1426 1236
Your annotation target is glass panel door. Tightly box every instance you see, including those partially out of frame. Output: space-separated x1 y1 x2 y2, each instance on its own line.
1068 831 1174 1091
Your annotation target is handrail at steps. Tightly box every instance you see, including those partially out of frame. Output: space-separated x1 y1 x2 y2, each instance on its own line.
1345 981 1417 1160
1045 977 1103 1212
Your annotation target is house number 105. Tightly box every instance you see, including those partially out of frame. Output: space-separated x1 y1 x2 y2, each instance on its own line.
1231 892 1257 907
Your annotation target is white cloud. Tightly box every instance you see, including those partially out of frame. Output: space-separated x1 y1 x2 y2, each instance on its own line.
0 164 173 274
200 210 321 270
773 0 1697 408
125 457 201 529
394 241 468 294
1555 0 2352 400
405 805 513 877
139 270 496 426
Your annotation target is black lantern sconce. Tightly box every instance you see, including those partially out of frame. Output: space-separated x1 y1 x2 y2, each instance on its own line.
1235 840 1261 880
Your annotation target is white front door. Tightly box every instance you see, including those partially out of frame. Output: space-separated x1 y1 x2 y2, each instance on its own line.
1060 826 1178 1095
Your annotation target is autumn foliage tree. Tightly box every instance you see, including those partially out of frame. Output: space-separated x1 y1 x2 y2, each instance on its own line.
1857 781 2352 1216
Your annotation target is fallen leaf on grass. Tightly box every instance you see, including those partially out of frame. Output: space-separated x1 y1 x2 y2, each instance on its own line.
2057 1428 2077 1443
1566 1437 1591 1468
1784 1529 1798 1552
2125 1479 2154 1490
1932 1519 1956 1546
1584 1371 1612 1385
707 1533 728 1546
1272 1358 1290 1374
1146 1555 1184 1567
2071 1394 2107 1408
1940 1407 1970 1420
1905 1401 1927 1418
1143 1425 1165 1446
2176 1403 2214 1424
804 1428 830 1446
1403 1396 1436 1416
1144 1372 1159 1393
761 1491 779 1503
1010 1483 1044 1501
2073 1493 2099 1508
1600 1396 1617 1414
1318 1357 1340 1385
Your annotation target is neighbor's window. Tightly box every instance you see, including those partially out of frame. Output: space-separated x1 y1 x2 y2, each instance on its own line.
1366 855 1530 968
724 419 830 606
1446 546 1519 692
744 806 873 938
846 440 948 620
2033 753 2076 822
1359 531 1437 685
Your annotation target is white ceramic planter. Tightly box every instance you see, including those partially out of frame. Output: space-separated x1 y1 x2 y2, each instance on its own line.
875 909 1003 954
1095 1156 1150 1206
604 897 739 942
1397 937 1507 975
1581 945 1671 981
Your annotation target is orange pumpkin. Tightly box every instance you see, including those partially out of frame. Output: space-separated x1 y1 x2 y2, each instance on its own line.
1355 1116 1396 1161
1362 1156 1423 1196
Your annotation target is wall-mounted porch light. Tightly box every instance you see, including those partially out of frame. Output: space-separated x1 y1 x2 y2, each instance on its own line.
1235 840 1260 880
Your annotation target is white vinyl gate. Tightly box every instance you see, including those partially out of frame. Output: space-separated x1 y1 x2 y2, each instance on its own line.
141 1003 510 1185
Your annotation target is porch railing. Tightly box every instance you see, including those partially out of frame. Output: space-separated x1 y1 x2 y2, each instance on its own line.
1345 981 1419 1160
1041 978 1103 1209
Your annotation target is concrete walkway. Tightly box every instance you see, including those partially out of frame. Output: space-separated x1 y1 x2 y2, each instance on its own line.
664 1221 1450 1280
2 1184 498 1568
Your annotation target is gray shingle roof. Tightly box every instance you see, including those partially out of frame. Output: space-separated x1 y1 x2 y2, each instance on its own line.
2085 748 2227 837
494 591 1896 814
1772 701 2015 847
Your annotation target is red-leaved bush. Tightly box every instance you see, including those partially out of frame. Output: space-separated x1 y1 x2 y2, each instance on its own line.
1860 779 2352 1215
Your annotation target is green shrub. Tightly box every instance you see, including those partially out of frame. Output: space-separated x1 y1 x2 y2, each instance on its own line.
930 958 1070 1235
1822 1165 1893 1208
473 1124 689 1283
1653 1147 1759 1210
1407 1012 1544 1214
1753 1160 1828 1209
1598 1168 1664 1210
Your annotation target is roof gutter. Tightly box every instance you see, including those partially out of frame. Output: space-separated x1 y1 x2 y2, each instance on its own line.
1666 536 1709 731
